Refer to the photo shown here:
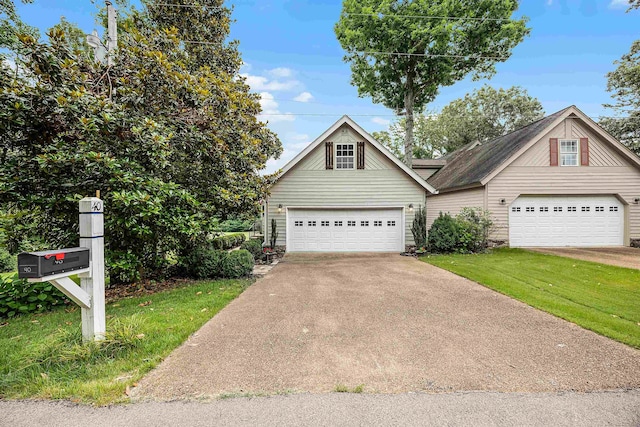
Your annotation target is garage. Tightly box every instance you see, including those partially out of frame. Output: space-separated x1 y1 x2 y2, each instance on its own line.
287 208 403 252
509 195 624 247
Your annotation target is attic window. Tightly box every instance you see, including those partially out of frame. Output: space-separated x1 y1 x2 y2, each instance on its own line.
336 144 355 169
560 139 578 166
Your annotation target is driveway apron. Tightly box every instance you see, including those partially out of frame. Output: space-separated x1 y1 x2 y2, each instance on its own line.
133 253 640 400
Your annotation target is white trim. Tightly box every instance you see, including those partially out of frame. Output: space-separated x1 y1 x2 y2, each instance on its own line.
481 105 640 185
274 115 437 194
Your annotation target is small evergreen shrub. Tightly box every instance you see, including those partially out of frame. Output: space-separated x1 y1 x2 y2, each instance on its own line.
182 246 228 279
269 218 278 248
212 233 246 250
0 273 68 318
240 239 263 260
0 247 15 272
219 219 254 232
222 249 254 278
427 212 459 253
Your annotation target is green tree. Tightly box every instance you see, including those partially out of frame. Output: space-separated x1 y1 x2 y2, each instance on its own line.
335 1 529 167
375 85 544 158
600 39 640 156
0 3 282 284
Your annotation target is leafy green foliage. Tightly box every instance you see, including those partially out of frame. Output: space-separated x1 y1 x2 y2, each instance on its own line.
411 205 426 249
375 86 544 158
0 273 67 318
427 208 493 253
335 1 530 165
0 247 14 272
269 218 278 248
240 239 263 260
222 249 254 279
0 3 282 285
601 40 640 156
181 246 228 279
218 219 254 232
212 233 246 250
427 213 459 253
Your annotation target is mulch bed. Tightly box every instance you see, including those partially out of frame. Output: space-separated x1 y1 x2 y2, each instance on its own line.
105 277 198 303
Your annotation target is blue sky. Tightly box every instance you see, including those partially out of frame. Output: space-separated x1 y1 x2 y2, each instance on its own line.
13 0 640 172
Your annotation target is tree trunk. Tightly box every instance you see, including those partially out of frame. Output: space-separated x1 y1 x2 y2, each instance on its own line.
404 76 415 168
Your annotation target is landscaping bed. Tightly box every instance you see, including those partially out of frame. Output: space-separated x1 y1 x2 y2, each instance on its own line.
422 248 640 348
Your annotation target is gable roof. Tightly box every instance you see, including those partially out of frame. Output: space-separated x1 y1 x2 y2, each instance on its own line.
275 115 437 194
427 105 640 193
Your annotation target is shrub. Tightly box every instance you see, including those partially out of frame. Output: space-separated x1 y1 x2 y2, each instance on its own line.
411 205 427 249
181 246 228 279
212 233 246 250
0 247 15 273
0 273 68 319
269 218 278 248
218 219 254 232
427 208 494 254
427 213 459 253
222 249 254 278
240 239 263 260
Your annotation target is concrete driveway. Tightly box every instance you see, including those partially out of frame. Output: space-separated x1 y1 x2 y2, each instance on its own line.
527 247 640 270
133 253 640 400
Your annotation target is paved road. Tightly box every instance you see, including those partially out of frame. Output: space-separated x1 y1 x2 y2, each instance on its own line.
527 246 640 270
3 390 640 427
133 253 640 400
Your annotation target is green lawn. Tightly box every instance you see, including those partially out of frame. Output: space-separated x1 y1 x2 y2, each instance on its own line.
422 248 640 348
0 278 250 405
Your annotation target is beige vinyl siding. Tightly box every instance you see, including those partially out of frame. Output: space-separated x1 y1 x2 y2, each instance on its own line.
425 187 485 230
268 125 426 247
413 168 441 180
488 117 640 242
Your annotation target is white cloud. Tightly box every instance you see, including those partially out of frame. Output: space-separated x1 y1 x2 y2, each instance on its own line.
268 67 293 78
609 0 631 8
241 74 300 91
371 117 391 126
289 132 310 142
293 91 314 103
257 92 295 123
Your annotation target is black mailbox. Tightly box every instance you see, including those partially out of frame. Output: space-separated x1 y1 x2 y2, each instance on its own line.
17 247 90 279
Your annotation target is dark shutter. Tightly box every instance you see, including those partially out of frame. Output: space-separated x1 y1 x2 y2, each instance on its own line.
580 137 589 166
325 141 333 170
357 141 365 169
549 138 558 166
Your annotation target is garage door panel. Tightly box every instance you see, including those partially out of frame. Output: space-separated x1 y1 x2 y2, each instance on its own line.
509 196 623 247
288 208 403 252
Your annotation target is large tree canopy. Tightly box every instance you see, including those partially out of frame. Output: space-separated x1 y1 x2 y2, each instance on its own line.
335 0 529 166
0 1 282 284
374 85 544 159
599 3 640 157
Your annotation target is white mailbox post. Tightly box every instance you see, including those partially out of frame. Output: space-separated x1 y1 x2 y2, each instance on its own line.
79 197 106 341
19 197 106 342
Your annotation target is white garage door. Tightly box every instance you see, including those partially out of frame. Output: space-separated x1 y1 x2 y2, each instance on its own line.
288 208 403 252
509 195 624 247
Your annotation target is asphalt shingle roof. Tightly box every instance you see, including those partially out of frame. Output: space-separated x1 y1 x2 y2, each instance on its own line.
427 107 570 192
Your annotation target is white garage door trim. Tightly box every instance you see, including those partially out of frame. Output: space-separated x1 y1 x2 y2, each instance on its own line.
286 206 405 252
509 195 624 247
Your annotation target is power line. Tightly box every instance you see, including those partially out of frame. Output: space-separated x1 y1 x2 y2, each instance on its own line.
345 12 516 22
360 51 509 60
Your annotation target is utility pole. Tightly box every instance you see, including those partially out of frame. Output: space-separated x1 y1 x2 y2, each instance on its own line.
106 0 117 66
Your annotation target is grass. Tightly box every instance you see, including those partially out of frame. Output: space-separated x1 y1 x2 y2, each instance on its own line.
422 248 640 348
0 278 251 405
334 384 364 393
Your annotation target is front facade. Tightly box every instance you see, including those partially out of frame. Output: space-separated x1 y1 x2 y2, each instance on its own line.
266 107 640 252
264 116 435 252
426 106 640 247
